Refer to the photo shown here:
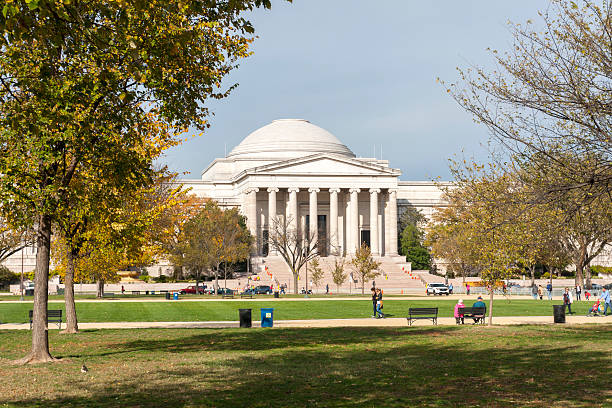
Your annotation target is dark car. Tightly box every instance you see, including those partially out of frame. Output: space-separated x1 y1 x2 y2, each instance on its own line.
216 288 234 295
179 285 206 295
246 285 272 295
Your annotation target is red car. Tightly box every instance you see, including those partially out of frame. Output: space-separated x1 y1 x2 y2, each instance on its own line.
179 285 206 294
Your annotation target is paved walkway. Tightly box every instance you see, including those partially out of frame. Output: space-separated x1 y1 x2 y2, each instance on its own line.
1 315 609 330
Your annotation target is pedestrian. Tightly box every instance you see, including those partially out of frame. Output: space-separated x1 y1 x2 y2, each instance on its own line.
531 284 538 300
599 287 611 316
466 283 471 295
371 287 377 318
585 291 591 301
449 283 454 294
563 287 574 314
376 288 384 318
121 285 125 295
454 298 465 324
538 285 543 300
546 282 553 300
575 284 582 301
326 284 329 294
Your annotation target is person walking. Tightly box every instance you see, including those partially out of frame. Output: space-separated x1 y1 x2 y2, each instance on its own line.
449 283 454 294
531 284 538 300
599 287 611 316
376 288 385 318
466 283 471 295
454 298 465 324
575 285 582 301
371 287 377 318
538 285 543 300
326 284 329 294
546 282 553 300
563 287 574 314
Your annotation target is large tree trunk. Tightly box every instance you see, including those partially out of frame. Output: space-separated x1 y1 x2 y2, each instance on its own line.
585 265 592 289
62 248 79 333
361 277 365 295
15 213 54 364
529 265 535 287
293 272 298 294
488 287 494 326
96 279 104 298
574 244 586 288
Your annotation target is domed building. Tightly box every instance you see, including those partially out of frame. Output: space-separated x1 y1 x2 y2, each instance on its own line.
182 119 446 272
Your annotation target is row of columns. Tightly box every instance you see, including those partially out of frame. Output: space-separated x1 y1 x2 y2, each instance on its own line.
245 187 398 256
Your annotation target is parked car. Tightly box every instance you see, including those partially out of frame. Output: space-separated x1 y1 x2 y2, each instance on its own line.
591 284 603 290
245 285 272 295
426 283 450 296
216 288 234 295
179 285 206 295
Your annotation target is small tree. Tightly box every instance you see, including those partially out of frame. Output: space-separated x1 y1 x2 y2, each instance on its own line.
330 258 347 294
269 216 318 294
400 224 431 270
310 257 324 294
350 243 382 294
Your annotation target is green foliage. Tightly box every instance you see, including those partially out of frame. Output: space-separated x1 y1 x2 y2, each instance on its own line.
0 265 18 286
400 224 431 270
350 243 382 294
309 257 324 290
590 265 612 277
330 258 347 292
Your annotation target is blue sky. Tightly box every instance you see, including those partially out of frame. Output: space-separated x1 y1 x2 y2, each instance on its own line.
161 0 549 181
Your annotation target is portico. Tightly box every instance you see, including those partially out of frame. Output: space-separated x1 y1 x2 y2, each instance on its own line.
243 185 399 258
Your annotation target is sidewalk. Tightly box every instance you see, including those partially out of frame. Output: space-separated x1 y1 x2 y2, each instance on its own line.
1 315 609 330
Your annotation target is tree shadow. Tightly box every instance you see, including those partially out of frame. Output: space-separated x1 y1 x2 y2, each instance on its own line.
2 325 611 407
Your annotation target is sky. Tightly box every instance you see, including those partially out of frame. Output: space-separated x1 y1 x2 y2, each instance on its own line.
161 0 550 181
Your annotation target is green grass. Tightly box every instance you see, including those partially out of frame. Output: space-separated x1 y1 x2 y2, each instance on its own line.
0 299 598 323
0 325 611 407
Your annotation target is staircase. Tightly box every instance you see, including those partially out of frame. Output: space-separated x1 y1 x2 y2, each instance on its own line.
249 255 425 293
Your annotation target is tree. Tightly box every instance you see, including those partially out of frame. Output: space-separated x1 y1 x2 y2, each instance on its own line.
447 0 612 210
400 223 431 270
350 243 382 294
309 257 324 293
269 216 318 294
0 265 18 289
0 0 283 364
0 219 31 263
330 258 347 294
180 201 252 292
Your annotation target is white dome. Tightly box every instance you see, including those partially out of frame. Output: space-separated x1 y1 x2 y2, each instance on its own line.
228 119 355 159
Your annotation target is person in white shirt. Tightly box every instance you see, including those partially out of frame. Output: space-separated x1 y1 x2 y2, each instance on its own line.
563 287 574 314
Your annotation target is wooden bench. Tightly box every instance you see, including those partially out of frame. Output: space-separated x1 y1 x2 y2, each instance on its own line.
240 293 253 299
407 307 438 326
103 292 115 298
222 292 235 299
458 307 486 324
131 291 141 295
29 310 62 330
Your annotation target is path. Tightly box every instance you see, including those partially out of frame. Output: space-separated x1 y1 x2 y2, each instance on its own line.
1 315 609 330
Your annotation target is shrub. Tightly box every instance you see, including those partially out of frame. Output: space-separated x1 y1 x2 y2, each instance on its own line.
0 266 19 288
590 265 612 277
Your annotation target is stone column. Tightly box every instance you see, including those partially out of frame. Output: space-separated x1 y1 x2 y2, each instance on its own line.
288 188 299 234
329 188 340 255
267 188 279 255
349 188 360 254
246 188 259 254
369 188 380 256
388 189 398 255
308 188 320 251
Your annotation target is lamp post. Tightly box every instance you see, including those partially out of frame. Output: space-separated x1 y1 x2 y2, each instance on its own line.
20 247 24 301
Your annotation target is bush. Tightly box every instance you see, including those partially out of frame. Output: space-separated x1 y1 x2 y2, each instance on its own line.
0 265 19 288
590 265 612 277
153 275 167 283
138 275 150 282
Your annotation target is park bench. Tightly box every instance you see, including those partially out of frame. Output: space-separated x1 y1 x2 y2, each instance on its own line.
131 291 141 295
457 307 486 324
240 293 253 299
222 293 235 299
29 310 62 330
103 292 115 298
407 307 438 326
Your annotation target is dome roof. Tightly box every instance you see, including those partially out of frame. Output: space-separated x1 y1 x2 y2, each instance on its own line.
228 119 355 159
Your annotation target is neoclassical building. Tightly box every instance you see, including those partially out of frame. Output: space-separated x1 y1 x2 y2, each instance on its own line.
181 119 446 276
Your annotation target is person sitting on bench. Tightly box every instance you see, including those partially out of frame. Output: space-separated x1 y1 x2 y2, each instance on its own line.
454 298 465 324
472 296 486 324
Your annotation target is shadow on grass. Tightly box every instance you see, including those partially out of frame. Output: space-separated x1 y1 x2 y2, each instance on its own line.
2 325 611 407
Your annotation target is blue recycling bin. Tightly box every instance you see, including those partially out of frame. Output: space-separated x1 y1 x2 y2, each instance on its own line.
261 308 274 328
173 292 179 300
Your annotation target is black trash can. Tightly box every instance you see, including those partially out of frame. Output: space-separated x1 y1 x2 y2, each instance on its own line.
239 309 252 328
553 305 565 323
165 292 171 300
25 289 34 296
274 291 279 298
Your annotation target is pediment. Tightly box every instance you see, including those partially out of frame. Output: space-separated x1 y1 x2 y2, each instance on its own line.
241 154 400 177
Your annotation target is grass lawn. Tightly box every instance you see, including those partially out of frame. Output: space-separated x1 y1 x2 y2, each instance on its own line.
0 325 611 407
0 299 598 323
